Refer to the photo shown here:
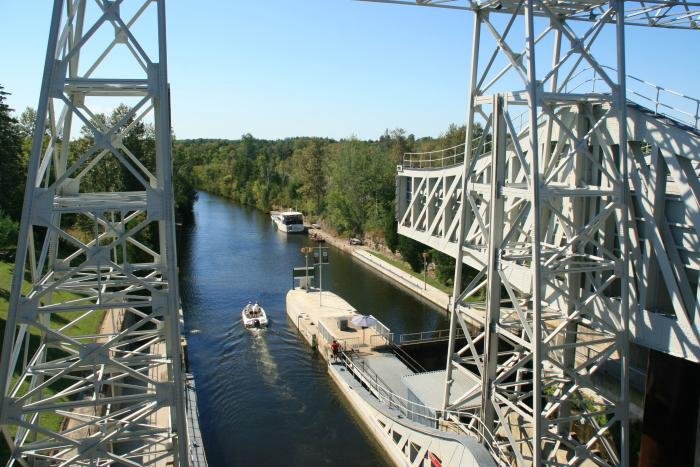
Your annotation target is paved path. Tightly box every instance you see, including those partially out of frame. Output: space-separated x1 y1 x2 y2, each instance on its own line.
353 249 451 311
308 228 451 312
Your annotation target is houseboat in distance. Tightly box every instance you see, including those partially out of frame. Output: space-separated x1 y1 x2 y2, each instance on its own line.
270 210 305 233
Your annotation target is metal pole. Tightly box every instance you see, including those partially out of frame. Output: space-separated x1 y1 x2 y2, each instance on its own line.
156 1 189 463
616 1 630 464
319 243 323 306
525 1 544 463
481 94 507 439
442 10 481 416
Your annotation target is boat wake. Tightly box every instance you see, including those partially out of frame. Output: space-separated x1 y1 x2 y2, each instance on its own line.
248 326 296 401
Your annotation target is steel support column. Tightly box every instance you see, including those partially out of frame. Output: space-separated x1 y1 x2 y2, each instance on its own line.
0 1 187 465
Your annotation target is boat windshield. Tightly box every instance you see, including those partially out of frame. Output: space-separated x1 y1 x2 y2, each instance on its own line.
283 214 303 225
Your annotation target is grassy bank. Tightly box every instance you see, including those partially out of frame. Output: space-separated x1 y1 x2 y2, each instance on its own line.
0 260 105 462
369 251 453 295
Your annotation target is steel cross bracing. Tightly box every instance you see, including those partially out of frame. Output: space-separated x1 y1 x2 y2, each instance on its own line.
0 1 187 465
363 0 700 29
383 0 698 465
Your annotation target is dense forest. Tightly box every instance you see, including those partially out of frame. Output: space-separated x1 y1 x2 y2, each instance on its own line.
0 86 28 256
173 124 473 286
0 84 196 260
0 81 474 288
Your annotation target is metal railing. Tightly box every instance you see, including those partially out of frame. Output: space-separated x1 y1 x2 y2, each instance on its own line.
398 327 465 345
319 315 392 350
565 65 700 130
337 351 511 465
402 68 699 173
369 333 394 348
341 351 437 426
368 314 391 340
317 319 334 345
337 336 363 351
391 343 427 373
402 142 467 169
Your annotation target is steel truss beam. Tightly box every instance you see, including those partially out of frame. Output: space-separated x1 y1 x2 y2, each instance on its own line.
390 0 640 464
0 1 187 465
361 0 700 30
440 2 633 464
386 0 700 463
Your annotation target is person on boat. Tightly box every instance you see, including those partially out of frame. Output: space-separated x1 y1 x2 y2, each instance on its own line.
330 339 341 362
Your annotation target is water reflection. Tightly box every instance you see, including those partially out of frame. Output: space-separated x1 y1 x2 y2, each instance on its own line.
179 192 448 466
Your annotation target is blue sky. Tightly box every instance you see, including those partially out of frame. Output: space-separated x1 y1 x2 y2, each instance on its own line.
2 1 699 140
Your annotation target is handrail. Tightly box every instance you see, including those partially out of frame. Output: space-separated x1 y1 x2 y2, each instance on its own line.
398 327 465 345
402 68 699 172
402 142 467 169
369 333 394 348
390 343 427 373
565 65 700 130
337 350 510 465
367 314 391 340
317 319 334 345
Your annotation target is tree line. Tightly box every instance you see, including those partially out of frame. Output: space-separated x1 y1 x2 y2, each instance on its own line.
175 124 475 288
0 84 196 260
0 80 475 289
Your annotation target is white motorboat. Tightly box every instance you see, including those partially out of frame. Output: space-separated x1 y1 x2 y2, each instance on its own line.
270 210 305 233
242 302 268 328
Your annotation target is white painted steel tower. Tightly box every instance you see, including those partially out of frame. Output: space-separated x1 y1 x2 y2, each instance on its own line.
381 0 700 465
0 0 187 465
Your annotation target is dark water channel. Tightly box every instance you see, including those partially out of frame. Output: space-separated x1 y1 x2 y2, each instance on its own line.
179 192 449 466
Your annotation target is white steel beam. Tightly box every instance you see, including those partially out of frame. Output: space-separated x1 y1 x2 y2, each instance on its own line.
0 1 187 465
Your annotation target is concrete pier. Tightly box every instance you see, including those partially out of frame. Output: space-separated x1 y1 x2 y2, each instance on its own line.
286 287 388 360
286 287 494 467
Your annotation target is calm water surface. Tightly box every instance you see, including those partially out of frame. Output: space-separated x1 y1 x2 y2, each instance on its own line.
179 192 449 466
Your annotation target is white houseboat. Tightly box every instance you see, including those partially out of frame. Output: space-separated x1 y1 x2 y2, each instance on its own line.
270 210 305 233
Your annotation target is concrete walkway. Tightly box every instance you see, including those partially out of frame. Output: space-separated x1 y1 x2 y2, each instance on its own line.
307 228 451 312
353 249 451 311
286 288 390 360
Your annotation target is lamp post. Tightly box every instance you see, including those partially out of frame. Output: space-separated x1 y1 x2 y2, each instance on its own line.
300 247 313 292
422 251 428 290
314 238 327 306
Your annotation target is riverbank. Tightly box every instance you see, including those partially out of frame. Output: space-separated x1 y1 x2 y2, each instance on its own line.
307 228 453 313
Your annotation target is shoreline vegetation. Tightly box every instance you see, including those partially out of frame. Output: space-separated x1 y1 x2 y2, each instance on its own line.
0 82 480 462
177 124 484 294
305 225 454 310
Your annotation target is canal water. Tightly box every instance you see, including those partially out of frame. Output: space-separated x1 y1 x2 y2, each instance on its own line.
179 192 449 466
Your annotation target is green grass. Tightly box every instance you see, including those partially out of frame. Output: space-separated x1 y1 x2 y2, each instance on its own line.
0 260 105 463
1 261 104 338
368 251 454 294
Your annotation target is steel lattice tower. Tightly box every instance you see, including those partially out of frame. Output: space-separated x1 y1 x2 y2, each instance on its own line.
370 0 700 465
0 0 187 465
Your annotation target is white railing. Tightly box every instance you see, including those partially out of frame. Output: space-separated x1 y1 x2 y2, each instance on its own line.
370 333 394 348
565 65 700 130
402 142 467 169
368 314 391 339
402 69 699 173
317 319 334 344
399 327 465 345
338 351 510 465
319 314 392 349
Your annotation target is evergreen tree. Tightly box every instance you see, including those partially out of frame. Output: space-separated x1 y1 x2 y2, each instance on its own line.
0 85 26 220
